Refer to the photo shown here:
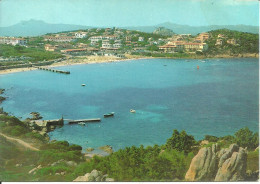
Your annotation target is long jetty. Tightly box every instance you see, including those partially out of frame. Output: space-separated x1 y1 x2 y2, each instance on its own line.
36 67 70 74
65 118 101 124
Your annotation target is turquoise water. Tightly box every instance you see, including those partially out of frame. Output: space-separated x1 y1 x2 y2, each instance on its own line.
0 58 258 153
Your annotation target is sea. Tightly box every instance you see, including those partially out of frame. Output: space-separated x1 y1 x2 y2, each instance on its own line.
0 58 258 153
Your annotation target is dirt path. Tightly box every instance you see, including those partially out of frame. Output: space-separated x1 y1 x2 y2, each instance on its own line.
0 132 39 151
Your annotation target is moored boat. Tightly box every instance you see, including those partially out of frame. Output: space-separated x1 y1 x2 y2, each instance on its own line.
81 84 86 86
78 122 86 126
104 112 115 118
130 109 136 113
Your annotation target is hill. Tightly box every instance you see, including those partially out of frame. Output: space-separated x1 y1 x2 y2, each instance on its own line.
0 20 258 37
124 22 259 35
0 20 90 37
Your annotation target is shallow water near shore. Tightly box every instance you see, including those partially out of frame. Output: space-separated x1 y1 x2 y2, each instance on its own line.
0 58 258 153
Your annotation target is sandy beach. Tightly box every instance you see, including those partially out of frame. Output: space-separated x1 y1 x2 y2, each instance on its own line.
0 55 149 75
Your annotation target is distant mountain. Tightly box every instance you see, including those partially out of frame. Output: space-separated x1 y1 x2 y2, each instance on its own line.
124 22 259 35
153 27 175 36
0 20 91 37
0 20 258 37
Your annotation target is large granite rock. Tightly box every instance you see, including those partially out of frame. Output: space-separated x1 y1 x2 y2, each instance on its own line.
185 144 219 181
215 147 247 181
185 144 248 182
73 169 114 182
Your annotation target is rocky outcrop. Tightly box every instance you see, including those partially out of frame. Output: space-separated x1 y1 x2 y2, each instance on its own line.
99 145 113 154
215 147 247 181
49 159 77 167
86 147 94 152
73 169 114 182
28 165 42 175
185 144 219 181
185 144 247 182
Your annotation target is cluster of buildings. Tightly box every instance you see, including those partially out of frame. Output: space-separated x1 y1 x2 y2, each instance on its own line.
0 27 240 58
159 33 210 53
215 34 237 46
0 37 27 46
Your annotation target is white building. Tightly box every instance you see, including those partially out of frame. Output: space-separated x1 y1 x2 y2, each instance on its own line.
0 37 27 46
138 37 144 42
75 32 88 39
89 35 118 45
44 36 75 42
102 43 113 48
113 43 122 48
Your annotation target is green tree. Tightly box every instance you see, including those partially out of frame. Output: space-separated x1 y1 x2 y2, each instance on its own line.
166 129 196 154
235 127 259 150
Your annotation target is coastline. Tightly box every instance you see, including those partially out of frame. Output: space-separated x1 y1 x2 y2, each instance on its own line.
0 55 149 75
0 53 258 75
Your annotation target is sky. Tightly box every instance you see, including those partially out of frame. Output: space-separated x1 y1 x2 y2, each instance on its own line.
0 0 259 27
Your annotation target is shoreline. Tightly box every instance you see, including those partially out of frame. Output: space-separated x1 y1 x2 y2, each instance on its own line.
0 53 258 75
0 55 149 75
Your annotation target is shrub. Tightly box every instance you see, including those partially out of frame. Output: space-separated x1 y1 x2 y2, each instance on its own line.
166 129 196 154
204 135 219 142
235 127 259 150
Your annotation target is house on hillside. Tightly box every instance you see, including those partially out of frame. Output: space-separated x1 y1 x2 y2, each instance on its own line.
138 37 144 42
60 48 87 54
227 39 237 45
44 44 58 51
75 32 88 38
195 32 210 43
0 37 27 46
215 39 223 46
183 42 208 51
44 36 75 42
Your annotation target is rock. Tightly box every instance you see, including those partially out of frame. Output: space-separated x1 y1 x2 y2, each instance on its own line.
50 125 55 130
41 127 48 132
185 144 248 182
73 176 88 182
200 140 209 145
91 169 100 178
28 167 38 174
51 159 64 166
106 178 115 182
185 144 219 181
16 164 22 167
66 161 77 167
215 147 247 181
86 147 94 152
60 171 66 176
73 169 114 182
39 131 47 136
218 144 239 168
99 145 113 154
55 173 61 175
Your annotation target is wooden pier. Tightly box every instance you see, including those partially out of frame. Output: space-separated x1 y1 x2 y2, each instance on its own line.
66 118 101 124
36 67 70 74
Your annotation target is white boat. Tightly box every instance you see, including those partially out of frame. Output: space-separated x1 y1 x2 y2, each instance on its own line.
130 109 136 113
81 84 86 86
78 122 86 126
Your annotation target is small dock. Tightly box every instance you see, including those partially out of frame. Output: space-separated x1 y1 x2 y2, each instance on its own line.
36 67 70 74
66 118 101 124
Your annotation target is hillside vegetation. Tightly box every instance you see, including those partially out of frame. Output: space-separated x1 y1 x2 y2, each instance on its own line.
205 29 259 55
